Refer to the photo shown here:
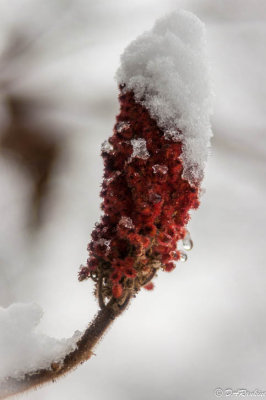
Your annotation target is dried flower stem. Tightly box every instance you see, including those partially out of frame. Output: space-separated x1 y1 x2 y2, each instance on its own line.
0 296 130 399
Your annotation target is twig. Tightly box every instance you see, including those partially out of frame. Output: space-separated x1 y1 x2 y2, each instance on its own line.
0 296 131 399
141 267 157 286
97 273 106 309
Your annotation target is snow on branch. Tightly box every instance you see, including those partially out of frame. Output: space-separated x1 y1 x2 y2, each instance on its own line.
0 303 81 381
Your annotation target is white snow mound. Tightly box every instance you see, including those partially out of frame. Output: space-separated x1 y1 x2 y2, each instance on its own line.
0 303 81 380
116 10 213 184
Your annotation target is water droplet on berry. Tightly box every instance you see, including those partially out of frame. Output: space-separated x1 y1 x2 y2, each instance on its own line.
180 251 187 262
182 235 193 251
182 231 193 251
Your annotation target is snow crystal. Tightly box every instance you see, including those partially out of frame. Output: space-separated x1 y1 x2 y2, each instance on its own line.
116 121 130 133
164 129 182 142
119 216 134 229
101 140 113 153
131 138 150 160
152 164 168 174
0 303 82 380
95 239 111 252
116 10 213 184
106 170 121 184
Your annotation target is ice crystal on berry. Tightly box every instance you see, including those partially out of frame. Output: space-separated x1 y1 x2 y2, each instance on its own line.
116 121 130 133
119 216 135 230
131 138 149 160
101 140 113 153
152 164 168 174
105 171 121 185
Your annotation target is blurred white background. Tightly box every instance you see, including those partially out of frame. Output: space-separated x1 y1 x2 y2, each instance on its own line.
0 1 266 399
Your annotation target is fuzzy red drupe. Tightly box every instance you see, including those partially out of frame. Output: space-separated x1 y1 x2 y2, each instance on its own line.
79 90 200 302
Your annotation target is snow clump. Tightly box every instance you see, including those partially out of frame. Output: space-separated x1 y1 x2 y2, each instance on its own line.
0 303 81 380
117 10 213 184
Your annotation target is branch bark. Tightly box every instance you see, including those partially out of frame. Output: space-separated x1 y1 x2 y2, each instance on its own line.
0 297 131 399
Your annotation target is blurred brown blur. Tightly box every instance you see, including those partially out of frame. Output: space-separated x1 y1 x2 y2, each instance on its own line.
1 95 60 226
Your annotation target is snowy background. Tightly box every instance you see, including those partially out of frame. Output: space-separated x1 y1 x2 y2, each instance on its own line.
0 0 266 399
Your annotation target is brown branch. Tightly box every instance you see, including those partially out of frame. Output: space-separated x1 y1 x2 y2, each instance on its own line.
141 267 157 286
0 296 131 400
97 273 106 309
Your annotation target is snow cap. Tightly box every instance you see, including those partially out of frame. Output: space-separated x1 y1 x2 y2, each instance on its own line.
116 10 212 184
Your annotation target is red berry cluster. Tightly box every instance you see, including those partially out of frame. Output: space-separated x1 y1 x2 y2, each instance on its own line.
79 89 200 303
